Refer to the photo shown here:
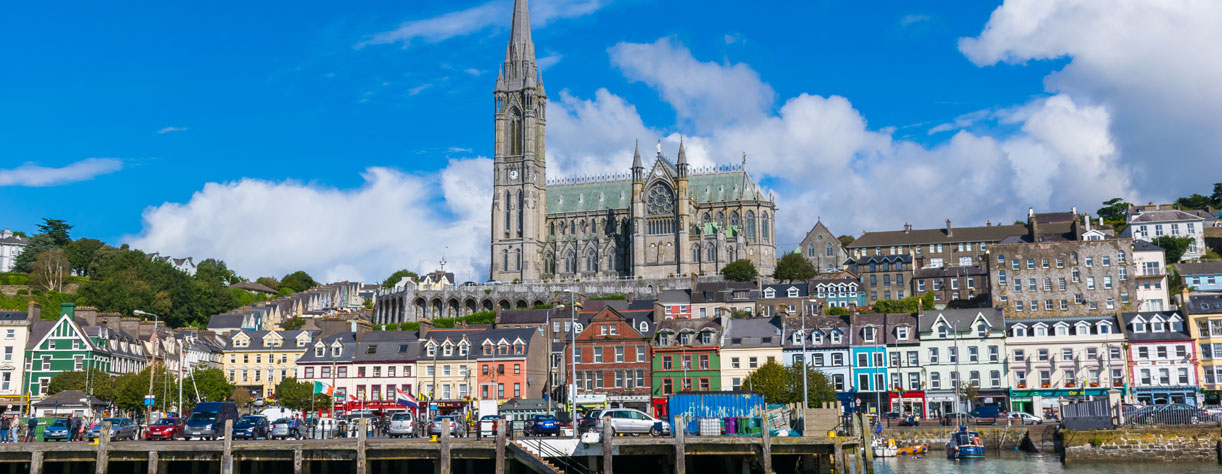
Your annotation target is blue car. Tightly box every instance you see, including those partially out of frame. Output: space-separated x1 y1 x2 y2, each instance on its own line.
42 419 72 442
528 414 560 437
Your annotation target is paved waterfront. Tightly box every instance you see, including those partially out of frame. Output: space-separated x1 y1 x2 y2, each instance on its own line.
872 452 1219 473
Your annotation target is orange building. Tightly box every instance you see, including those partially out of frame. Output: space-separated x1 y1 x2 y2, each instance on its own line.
475 328 547 401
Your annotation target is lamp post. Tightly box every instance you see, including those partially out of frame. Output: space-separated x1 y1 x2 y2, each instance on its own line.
557 289 580 440
134 310 159 428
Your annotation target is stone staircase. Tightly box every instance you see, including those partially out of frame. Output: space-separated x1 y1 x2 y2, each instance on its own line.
508 441 566 474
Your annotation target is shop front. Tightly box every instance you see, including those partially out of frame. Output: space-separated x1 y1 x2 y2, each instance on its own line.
651 397 669 418
608 394 651 412
1133 386 1200 406
924 391 959 419
573 393 608 416
1203 389 1222 405
973 390 1009 413
887 390 926 418
1009 388 1114 418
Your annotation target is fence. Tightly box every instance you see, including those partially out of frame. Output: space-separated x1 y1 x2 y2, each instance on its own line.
1062 399 1113 430
1123 403 1221 427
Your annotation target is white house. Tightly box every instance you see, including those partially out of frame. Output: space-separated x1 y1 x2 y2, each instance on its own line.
918 308 1008 418
1122 204 1207 261
1133 241 1171 312
783 315 851 393
1004 315 1127 418
0 310 30 397
1122 311 1200 406
0 230 27 273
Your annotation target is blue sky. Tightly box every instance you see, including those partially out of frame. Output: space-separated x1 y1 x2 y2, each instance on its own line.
2 0 1219 282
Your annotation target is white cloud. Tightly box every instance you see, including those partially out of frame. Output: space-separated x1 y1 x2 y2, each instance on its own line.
408 83 433 96
556 37 1135 249
125 160 493 284
900 14 931 27
358 0 607 48
609 37 774 132
0 158 123 187
959 0 1222 200
537 53 563 71
545 88 659 178
157 126 187 134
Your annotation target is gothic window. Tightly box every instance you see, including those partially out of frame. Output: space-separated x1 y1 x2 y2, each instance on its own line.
502 249 509 271
581 219 588 234
517 191 524 237
762 212 771 241
706 243 717 262
564 249 576 273
807 244 815 257
544 251 555 274
646 184 674 215
549 222 555 236
703 212 711 224
745 211 757 239
570 220 576 234
730 211 740 228
585 248 599 273
692 244 701 262
504 191 511 232
509 107 523 155
717 211 725 226
514 249 522 271
826 243 834 257
727 246 736 261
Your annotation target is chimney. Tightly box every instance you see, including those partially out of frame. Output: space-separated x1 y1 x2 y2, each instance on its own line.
945 219 953 238
26 301 40 323
904 222 911 234
1085 214 1092 233
1072 206 1078 216
418 319 435 338
986 220 992 227
1028 208 1040 242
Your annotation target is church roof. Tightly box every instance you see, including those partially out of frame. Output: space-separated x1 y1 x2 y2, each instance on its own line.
545 169 765 214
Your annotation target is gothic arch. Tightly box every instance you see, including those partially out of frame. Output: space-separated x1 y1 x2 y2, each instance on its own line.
498 300 511 310
532 300 545 307
414 298 427 319
482 299 494 311
762 212 771 241
745 210 757 239
515 300 528 309
447 298 460 318
464 299 478 315
431 298 443 318
509 107 523 155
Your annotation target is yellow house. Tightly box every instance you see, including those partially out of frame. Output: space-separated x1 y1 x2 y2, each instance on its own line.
719 317 783 390
221 330 315 400
416 329 479 404
1186 293 1222 404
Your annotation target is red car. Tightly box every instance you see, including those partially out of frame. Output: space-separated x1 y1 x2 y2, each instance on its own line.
145 417 184 440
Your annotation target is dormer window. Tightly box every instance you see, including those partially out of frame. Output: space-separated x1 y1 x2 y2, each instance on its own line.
514 343 524 355
1034 325 1048 337
897 327 910 340
863 326 876 343
1054 324 1069 337
813 331 824 345
331 344 342 358
679 333 692 345
700 330 713 345
1012 325 1027 337
764 288 776 298
792 332 803 345
937 325 948 339
1169 315 1183 332
458 343 469 356
498 343 509 355
830 331 842 344
976 323 988 337
482 343 493 355
1133 321 1146 333
443 344 453 357
1151 316 1165 332
639 321 649 334
1075 322 1092 335
426 344 436 357
787 287 800 298
314 344 324 357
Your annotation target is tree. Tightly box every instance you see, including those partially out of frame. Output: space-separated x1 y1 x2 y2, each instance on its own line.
30 249 70 293
826 306 850 316
113 365 175 413
961 383 980 410
774 253 817 282
282 317 305 330
837 235 856 248
37 218 73 247
739 361 836 408
192 367 235 405
1176 194 1213 210
12 233 57 273
1096 197 1130 230
196 259 242 286
256 277 281 291
63 238 105 277
382 270 419 289
47 369 116 402
231 386 253 410
1152 236 1194 263
720 259 758 282
280 271 317 293
275 377 330 412
1212 183 1222 206
872 292 935 313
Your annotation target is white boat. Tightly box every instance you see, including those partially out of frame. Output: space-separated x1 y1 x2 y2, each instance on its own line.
873 438 898 457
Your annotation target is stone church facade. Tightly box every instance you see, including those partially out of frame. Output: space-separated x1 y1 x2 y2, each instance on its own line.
489 0 777 283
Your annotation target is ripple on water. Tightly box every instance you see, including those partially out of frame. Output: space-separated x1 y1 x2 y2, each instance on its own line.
869 451 1220 474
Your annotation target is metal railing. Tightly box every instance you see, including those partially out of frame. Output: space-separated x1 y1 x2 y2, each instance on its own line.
1123 404 1221 426
519 438 590 474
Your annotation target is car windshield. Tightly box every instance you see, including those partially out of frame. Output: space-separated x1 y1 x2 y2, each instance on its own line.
236 416 263 425
433 416 453 422
273 418 291 424
104 418 124 425
50 419 70 428
189 412 218 422
586 410 603 419
480 415 499 421
391 413 413 421
535 415 557 421
152 419 178 426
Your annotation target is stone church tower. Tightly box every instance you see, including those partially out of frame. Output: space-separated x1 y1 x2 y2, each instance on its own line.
490 0 548 282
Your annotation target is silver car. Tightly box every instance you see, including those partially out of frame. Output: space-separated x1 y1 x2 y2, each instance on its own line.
428 416 464 436
387 412 416 438
269 418 296 439
87 417 139 441
586 409 670 436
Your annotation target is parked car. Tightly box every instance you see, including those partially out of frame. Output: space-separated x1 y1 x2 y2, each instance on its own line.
582 408 670 436
387 412 416 438
269 418 296 439
233 416 270 440
428 415 464 436
42 418 72 442
1125 404 1216 425
146 417 184 440
527 414 560 437
1007 412 1043 425
88 418 139 441
478 415 503 438
306 417 340 439
185 401 239 440
882 412 902 420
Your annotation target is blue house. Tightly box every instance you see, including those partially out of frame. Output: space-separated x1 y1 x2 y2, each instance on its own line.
811 271 867 309
850 313 891 413
1180 262 1222 292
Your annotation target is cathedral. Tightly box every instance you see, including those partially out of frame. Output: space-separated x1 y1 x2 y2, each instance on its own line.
489 0 777 282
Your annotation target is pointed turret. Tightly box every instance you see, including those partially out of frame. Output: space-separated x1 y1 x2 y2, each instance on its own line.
631 140 644 182
503 0 537 84
677 136 688 178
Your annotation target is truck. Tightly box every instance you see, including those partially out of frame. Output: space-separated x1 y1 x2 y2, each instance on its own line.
477 400 500 438
969 405 1000 421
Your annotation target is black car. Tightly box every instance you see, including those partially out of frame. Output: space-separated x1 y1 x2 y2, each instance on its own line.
233 415 269 440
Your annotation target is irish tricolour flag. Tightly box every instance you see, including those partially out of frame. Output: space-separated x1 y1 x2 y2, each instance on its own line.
313 381 335 396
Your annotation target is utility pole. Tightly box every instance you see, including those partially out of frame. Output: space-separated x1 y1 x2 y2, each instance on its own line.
135 310 159 427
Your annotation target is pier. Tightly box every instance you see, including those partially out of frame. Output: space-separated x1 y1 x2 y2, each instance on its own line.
0 420 863 474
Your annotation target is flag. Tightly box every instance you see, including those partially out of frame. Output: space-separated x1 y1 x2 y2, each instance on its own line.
313 381 334 396
348 392 359 403
396 388 419 409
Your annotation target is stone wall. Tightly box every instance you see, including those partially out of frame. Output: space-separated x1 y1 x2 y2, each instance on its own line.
878 426 1029 450
1063 427 1222 463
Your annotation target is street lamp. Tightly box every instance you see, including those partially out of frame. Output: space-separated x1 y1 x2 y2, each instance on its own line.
134 310 159 427
556 289 580 440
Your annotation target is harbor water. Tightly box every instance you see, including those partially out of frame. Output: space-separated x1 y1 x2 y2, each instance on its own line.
870 451 1219 473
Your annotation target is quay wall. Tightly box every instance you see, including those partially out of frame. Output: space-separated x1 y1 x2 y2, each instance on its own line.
1063 427 1222 463
877 426 1029 451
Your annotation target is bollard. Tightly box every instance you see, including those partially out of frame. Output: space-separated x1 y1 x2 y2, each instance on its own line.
439 417 451 474
358 418 368 474
294 447 304 474
761 416 773 474
675 415 686 474
221 419 234 474
602 415 614 474
96 421 111 474
495 419 506 474
147 450 158 474
858 413 874 473
30 450 43 474
833 437 844 474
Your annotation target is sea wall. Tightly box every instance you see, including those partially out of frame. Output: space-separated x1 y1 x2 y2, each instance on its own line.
878 426 1030 451
1063 427 1222 463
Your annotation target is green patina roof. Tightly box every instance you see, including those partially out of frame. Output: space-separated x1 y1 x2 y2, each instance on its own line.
545 170 765 214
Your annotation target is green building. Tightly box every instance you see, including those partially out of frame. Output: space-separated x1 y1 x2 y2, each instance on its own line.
650 318 723 397
24 303 147 398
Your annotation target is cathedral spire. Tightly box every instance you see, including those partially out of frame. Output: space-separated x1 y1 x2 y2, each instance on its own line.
505 0 536 67
632 140 643 182
677 136 688 178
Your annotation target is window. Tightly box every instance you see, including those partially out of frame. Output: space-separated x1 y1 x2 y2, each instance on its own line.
1038 349 1049 361
1040 370 1051 387
1027 259 1035 269
968 346 979 362
929 348 939 364
1013 349 1025 362
990 370 1001 387
930 372 941 389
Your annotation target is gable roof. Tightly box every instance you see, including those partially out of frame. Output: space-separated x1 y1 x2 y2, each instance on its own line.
723 317 782 348
782 315 851 349
1179 262 1222 276
847 224 1027 248
919 308 1003 333
1130 209 1204 223
1121 311 1191 341
1186 294 1222 314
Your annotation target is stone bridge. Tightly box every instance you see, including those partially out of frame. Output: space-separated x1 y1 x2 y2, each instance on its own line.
373 277 700 324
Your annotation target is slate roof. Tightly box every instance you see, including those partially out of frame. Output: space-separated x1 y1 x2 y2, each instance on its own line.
782 315 850 350
1185 294 1222 314
1179 262 1222 276
1004 315 1121 335
0 311 27 322
1121 312 1192 341
847 224 1027 249
355 331 419 362
811 271 860 285
761 283 808 299
497 309 553 325
1033 212 1077 224
1134 240 1164 252
471 328 540 356
231 281 277 294
658 290 691 305
913 265 987 279
852 313 912 345
1130 209 1203 223
722 317 782 349
297 332 358 364
919 308 1003 333
546 168 765 214
223 330 315 352
691 281 757 304
207 314 250 331
0 233 27 245
849 254 912 265
26 320 55 350
33 390 106 408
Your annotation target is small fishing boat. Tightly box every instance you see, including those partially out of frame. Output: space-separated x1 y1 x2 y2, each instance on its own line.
945 426 985 459
896 444 927 455
872 438 898 457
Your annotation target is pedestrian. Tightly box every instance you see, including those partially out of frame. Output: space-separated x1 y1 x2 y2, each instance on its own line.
24 415 36 442
1 414 10 443
71 415 81 442
7 415 14 443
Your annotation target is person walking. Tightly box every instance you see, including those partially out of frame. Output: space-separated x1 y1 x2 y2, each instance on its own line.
70 415 81 442
24 415 36 442
12 415 19 443
1 414 11 443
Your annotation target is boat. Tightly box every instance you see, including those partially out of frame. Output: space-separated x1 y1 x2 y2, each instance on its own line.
872 438 898 457
896 444 927 455
945 426 985 459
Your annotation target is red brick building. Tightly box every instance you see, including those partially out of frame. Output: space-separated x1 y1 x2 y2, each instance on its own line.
568 306 654 411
